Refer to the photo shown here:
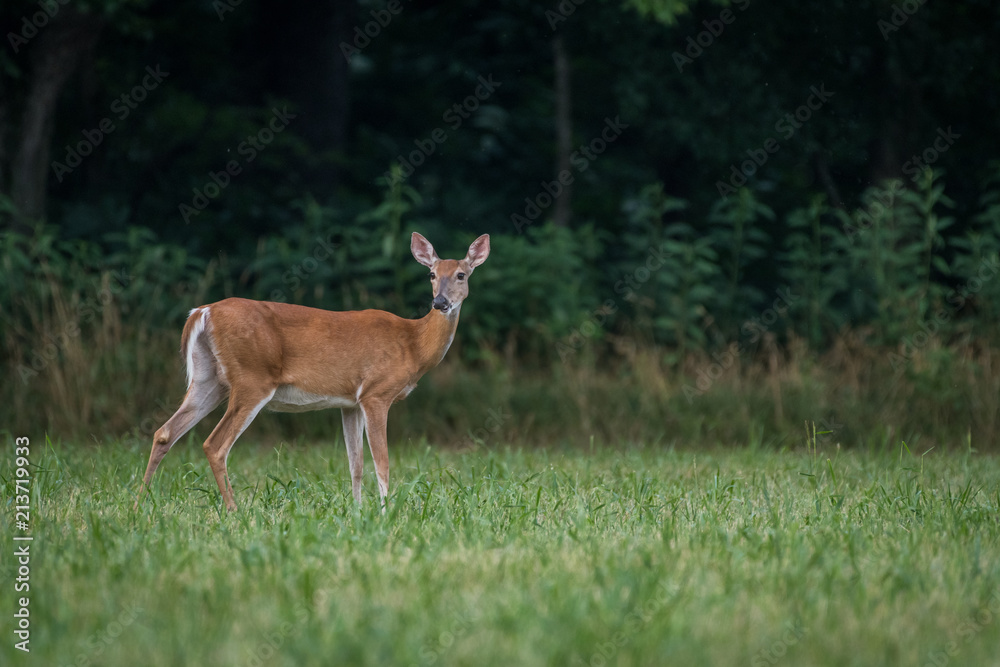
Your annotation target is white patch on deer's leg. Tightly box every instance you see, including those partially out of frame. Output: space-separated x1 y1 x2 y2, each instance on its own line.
187 379 226 416
342 407 365 504
157 378 225 450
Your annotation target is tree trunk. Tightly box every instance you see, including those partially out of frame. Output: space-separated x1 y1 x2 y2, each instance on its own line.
552 35 573 228
9 12 103 224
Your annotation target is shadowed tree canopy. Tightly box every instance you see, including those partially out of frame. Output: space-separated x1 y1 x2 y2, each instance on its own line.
1 0 999 350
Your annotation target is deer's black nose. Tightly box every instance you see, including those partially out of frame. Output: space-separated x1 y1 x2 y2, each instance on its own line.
432 295 449 310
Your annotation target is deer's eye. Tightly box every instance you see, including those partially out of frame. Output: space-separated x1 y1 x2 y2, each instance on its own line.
429 272 436 279
457 273 466 280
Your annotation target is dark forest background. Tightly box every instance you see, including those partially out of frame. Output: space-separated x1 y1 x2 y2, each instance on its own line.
3 0 1000 450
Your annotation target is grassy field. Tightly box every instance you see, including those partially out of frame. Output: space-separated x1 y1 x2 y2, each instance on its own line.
3 434 1000 666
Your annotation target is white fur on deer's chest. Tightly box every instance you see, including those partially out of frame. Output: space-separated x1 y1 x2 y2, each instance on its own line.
267 385 357 413
395 384 417 402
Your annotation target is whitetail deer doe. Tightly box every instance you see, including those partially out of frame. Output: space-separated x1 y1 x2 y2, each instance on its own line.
136 232 490 512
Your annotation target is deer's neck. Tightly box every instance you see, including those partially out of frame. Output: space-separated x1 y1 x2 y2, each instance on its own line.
415 307 460 371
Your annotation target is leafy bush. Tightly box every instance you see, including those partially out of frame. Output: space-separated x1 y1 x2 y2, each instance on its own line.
6 169 1000 448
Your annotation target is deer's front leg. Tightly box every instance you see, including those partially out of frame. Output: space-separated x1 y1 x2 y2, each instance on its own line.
360 399 390 511
341 407 365 503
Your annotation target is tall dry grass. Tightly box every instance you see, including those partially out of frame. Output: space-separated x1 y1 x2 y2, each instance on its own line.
3 262 998 452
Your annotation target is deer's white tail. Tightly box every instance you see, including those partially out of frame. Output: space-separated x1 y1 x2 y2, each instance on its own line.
182 307 215 389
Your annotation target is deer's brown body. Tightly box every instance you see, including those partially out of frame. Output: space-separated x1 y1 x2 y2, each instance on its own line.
136 232 490 511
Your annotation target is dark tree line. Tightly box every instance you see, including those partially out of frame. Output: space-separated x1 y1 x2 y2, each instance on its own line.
2 0 1000 354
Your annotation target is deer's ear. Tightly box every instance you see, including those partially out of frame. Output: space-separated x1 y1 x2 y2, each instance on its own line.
466 234 490 268
411 232 439 268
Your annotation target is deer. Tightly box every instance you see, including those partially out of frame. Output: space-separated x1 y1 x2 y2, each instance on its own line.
135 232 490 512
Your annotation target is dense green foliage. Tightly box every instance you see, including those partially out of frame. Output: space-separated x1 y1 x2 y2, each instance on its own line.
6 167 1000 357
6 173 1000 447
2 439 999 666
2 0 1000 356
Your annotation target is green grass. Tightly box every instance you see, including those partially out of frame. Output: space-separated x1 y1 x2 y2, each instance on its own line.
3 435 1000 666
